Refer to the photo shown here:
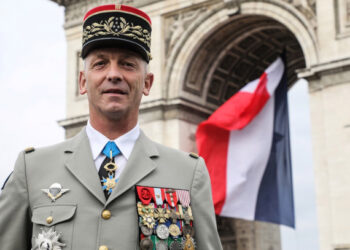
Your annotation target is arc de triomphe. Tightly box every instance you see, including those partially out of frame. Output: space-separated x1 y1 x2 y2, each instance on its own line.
51 0 350 249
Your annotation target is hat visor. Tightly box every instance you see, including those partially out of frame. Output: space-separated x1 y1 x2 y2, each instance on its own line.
81 37 149 63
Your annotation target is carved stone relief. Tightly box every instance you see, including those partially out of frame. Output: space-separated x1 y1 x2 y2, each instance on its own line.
281 0 317 28
164 8 208 58
335 0 350 38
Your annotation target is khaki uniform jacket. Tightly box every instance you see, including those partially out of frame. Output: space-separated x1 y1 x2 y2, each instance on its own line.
0 129 222 250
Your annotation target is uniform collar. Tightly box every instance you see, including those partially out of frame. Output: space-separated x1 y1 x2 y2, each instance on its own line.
85 120 140 161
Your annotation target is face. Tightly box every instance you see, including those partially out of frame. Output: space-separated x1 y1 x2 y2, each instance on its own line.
79 48 153 125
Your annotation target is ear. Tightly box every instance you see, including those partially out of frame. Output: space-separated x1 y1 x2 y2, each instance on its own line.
143 73 154 96
79 71 87 95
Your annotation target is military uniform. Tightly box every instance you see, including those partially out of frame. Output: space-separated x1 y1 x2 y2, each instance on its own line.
0 4 223 250
0 129 222 249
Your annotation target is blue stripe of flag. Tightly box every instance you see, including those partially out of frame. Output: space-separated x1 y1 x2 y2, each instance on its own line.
254 63 295 228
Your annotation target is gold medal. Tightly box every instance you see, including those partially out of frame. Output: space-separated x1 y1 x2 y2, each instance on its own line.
169 223 181 237
183 234 195 250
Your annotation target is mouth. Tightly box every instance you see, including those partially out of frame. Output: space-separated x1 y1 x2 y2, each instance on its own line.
102 89 127 95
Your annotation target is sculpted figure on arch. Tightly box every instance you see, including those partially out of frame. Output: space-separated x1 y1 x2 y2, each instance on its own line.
0 4 223 250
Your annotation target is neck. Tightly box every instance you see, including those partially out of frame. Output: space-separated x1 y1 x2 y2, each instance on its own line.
89 114 137 140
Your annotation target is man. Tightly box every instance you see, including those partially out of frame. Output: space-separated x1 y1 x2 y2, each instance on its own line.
0 4 222 250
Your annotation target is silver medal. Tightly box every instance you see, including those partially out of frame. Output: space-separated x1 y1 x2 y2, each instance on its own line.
169 240 182 250
156 224 170 240
156 240 168 250
141 225 153 236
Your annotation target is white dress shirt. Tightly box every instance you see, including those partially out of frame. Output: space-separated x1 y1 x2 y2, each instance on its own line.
85 120 140 180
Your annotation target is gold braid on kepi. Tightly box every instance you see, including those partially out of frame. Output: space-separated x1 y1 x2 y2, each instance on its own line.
81 4 152 62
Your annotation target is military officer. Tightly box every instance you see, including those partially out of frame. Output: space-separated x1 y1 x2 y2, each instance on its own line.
0 4 223 250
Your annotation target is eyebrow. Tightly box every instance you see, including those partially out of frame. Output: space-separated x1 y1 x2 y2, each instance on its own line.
93 53 108 59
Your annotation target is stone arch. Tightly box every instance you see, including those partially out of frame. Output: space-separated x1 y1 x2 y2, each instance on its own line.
166 1 318 109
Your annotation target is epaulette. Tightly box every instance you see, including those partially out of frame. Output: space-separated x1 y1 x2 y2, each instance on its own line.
189 152 199 159
24 147 35 153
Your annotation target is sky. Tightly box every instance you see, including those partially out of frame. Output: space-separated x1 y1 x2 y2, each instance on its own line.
0 0 319 249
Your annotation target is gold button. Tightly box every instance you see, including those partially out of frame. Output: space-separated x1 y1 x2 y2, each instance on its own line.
46 216 53 224
99 245 108 250
102 210 111 220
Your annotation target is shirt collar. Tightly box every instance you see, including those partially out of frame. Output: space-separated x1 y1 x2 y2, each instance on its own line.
86 120 140 161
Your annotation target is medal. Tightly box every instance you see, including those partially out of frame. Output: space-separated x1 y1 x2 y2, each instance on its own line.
101 173 118 194
169 240 182 250
41 183 69 202
154 207 169 224
169 209 179 223
183 234 196 250
142 214 156 229
183 206 193 225
32 228 65 250
140 238 153 250
156 240 168 250
168 208 181 237
141 224 154 236
169 223 181 237
156 224 170 240
183 224 195 237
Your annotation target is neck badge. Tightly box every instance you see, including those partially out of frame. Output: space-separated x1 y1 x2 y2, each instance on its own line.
41 183 69 202
32 228 65 250
101 173 118 194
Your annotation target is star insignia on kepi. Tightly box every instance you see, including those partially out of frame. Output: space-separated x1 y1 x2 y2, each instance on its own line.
101 173 118 194
42 183 69 202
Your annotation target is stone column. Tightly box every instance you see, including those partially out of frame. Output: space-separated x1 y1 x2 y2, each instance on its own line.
305 65 350 250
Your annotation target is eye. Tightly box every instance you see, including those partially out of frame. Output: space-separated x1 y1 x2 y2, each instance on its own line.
93 60 107 69
121 60 136 70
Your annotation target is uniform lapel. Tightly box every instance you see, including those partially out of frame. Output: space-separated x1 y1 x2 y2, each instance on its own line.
64 129 106 204
106 131 158 206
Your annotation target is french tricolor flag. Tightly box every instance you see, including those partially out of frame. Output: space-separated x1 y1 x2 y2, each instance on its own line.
196 57 294 227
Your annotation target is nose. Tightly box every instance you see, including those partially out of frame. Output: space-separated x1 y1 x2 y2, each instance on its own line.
107 63 122 83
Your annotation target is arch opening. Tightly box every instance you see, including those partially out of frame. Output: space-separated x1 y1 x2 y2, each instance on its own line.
183 14 306 108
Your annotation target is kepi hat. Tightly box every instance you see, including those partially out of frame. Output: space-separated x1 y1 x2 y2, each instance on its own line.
82 4 152 62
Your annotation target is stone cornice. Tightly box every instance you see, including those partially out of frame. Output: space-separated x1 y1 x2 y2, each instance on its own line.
50 0 165 29
57 98 212 129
